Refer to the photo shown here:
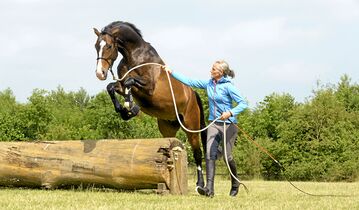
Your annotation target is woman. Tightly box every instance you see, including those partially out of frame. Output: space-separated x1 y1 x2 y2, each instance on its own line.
163 60 248 197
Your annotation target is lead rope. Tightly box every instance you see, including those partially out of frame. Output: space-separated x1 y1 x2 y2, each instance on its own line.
165 66 353 197
110 63 162 81
232 122 354 197
223 122 249 194
111 62 354 197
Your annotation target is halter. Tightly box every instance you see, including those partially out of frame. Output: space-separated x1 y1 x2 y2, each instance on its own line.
96 32 127 81
96 57 117 80
96 57 113 67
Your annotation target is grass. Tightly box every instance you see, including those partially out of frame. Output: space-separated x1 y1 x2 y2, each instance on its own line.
0 178 358 210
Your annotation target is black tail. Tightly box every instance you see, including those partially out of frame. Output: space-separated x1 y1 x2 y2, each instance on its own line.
194 91 207 154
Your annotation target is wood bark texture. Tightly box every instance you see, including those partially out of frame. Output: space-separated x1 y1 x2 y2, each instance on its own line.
0 138 188 195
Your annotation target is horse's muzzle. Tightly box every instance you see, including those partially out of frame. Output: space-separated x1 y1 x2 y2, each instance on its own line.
96 69 108 80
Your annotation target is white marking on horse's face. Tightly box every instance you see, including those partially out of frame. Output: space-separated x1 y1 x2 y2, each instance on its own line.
96 40 107 80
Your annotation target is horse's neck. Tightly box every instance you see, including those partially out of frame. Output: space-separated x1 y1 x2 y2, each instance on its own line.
117 43 163 97
125 43 163 66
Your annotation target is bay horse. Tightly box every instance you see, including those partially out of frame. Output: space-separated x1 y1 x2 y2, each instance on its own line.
93 21 206 188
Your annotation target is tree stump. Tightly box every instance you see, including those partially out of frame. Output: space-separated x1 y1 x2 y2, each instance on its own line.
0 138 188 195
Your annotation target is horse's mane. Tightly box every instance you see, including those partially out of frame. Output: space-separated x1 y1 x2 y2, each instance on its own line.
102 21 142 38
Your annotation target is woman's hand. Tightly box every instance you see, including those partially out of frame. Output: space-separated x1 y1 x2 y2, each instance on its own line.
220 111 232 120
161 65 172 74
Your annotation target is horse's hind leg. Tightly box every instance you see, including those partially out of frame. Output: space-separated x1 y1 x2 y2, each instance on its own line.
185 132 205 188
157 119 205 187
181 101 205 188
157 119 180 137
158 119 205 188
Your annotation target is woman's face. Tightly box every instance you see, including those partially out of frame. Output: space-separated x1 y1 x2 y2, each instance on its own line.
210 63 223 81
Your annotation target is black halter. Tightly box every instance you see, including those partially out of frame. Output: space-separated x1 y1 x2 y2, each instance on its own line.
95 31 127 80
96 57 113 67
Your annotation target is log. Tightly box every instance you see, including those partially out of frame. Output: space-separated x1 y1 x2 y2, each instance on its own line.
0 138 188 195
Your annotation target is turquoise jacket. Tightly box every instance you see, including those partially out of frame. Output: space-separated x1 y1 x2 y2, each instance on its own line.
171 71 248 123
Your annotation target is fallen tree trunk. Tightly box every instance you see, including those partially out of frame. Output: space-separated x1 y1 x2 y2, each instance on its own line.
0 138 188 195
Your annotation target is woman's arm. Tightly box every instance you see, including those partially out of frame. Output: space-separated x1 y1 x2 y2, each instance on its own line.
163 66 208 89
227 84 248 116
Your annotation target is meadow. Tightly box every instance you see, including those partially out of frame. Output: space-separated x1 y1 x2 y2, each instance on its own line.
0 178 358 210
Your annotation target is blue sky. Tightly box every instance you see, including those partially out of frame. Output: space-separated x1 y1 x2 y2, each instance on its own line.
0 0 358 107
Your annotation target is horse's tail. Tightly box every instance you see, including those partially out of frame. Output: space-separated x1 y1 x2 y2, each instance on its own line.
194 91 207 154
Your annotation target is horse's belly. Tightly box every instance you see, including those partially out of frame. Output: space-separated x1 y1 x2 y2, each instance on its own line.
139 106 177 121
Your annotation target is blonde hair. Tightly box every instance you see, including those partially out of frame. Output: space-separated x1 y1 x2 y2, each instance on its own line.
214 60 235 78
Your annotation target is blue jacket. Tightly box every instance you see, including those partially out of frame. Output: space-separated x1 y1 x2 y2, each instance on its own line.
171 71 248 123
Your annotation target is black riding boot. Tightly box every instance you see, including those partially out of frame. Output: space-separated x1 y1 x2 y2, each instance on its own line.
228 159 240 196
197 159 215 197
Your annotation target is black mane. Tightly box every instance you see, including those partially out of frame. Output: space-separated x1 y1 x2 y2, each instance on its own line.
102 21 142 38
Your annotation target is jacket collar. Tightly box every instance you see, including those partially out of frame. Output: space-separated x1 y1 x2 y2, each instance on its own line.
212 76 231 84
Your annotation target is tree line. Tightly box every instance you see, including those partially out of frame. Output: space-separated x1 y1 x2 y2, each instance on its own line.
0 75 358 181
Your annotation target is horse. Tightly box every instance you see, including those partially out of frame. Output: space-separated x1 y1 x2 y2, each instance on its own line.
93 21 206 188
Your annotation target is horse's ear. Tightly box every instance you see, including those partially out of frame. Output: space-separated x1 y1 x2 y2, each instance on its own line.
93 28 100 37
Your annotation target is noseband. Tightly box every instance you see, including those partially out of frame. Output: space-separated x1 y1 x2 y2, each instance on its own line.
96 56 118 80
96 57 113 68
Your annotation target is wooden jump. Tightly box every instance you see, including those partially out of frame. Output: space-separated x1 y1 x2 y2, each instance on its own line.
0 138 188 195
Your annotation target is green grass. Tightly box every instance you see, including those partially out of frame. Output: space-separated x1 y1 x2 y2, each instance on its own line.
0 178 358 210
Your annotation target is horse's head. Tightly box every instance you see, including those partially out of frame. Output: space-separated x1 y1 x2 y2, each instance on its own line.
94 28 118 80
94 21 144 80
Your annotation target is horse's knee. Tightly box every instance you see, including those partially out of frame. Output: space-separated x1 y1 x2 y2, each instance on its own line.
124 78 136 88
106 82 116 95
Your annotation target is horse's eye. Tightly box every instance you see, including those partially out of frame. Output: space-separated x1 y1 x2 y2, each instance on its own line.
107 45 112 49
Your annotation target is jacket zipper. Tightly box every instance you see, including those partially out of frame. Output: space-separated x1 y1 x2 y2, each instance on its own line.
213 80 217 119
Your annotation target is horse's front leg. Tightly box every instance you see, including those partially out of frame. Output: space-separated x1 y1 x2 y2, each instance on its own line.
122 77 142 112
106 82 139 121
107 82 123 113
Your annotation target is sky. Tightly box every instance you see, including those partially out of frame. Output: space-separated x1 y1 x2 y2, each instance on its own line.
0 0 358 108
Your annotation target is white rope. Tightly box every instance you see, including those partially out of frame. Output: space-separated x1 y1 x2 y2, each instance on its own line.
223 122 245 189
163 69 221 133
113 63 164 81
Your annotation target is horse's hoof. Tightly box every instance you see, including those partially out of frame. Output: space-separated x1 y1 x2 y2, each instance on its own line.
196 186 214 197
130 104 140 116
119 105 140 121
229 187 239 197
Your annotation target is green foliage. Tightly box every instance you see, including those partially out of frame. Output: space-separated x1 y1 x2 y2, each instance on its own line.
336 74 359 112
276 83 359 181
0 89 26 140
0 75 358 181
233 76 359 181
